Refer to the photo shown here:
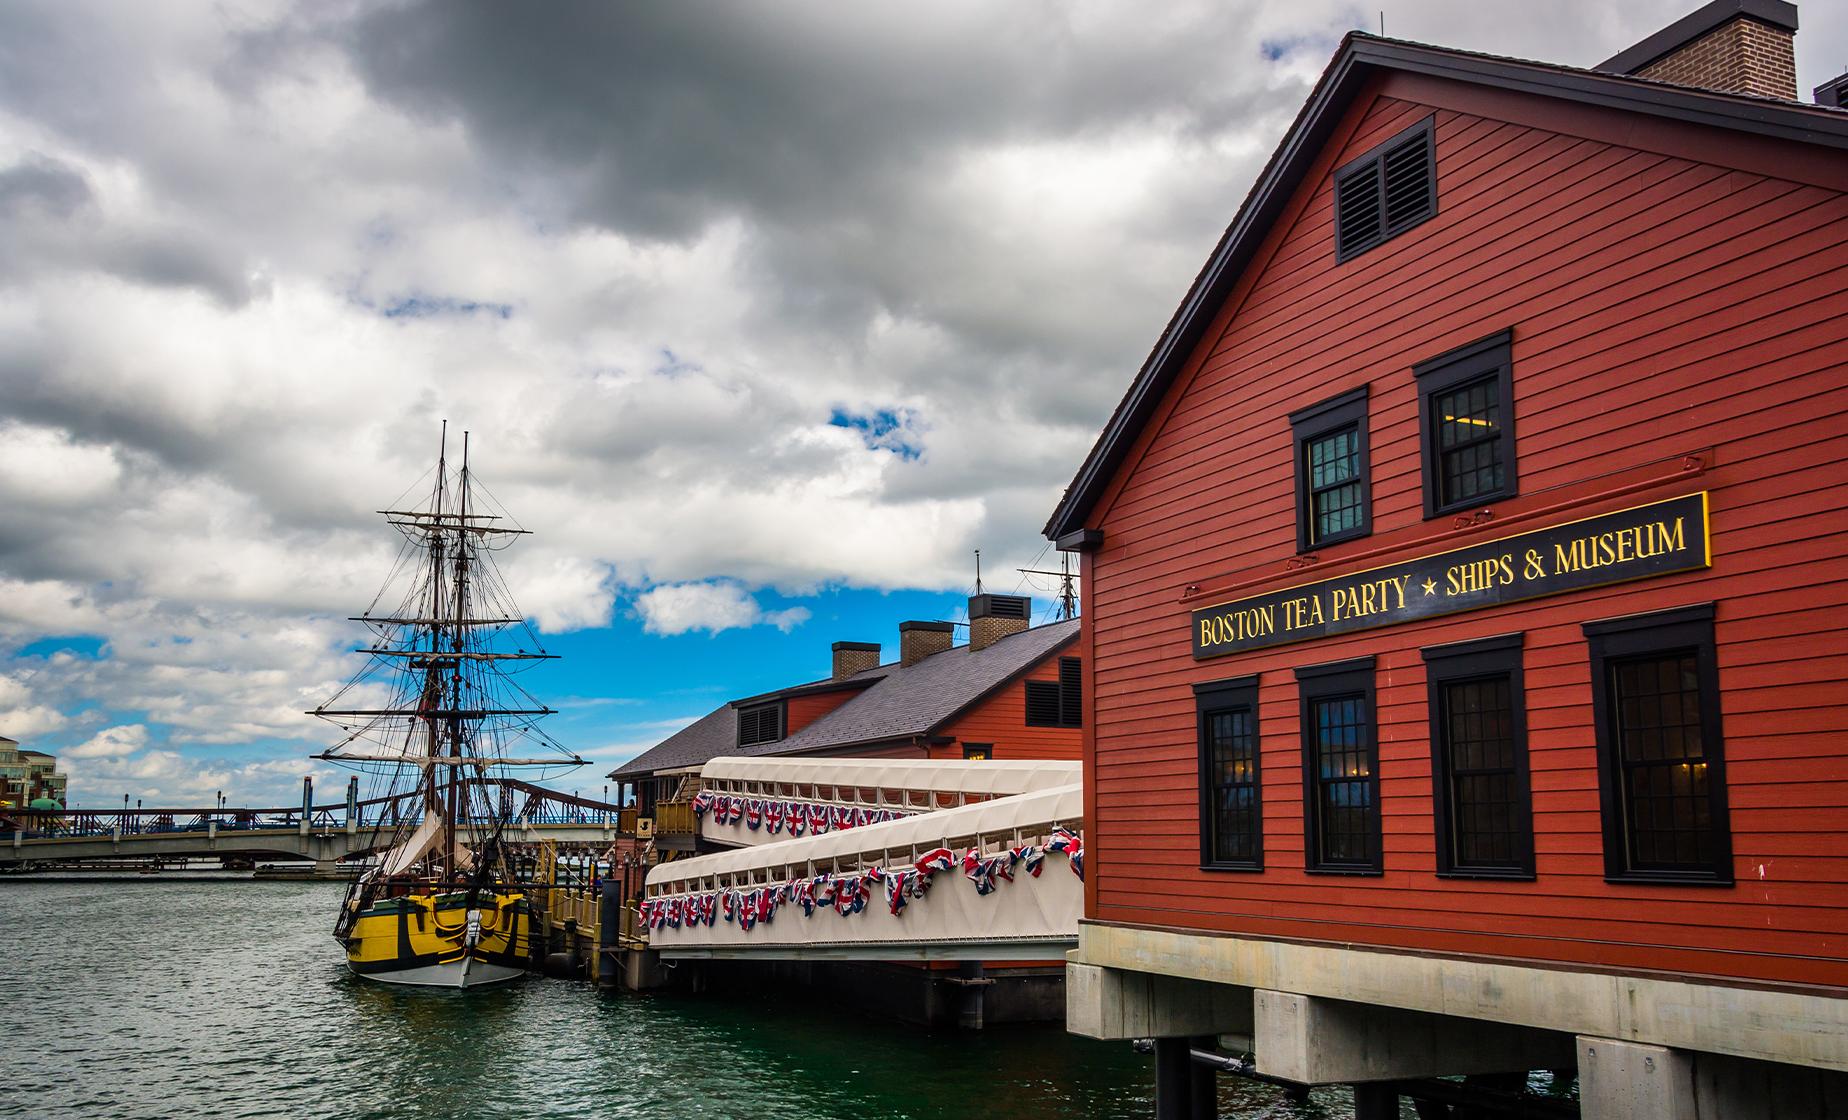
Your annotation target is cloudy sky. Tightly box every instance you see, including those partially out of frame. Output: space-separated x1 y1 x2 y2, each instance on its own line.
3 1 1842 807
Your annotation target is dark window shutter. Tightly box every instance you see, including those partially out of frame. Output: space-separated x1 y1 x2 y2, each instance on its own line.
737 703 783 746
1059 657 1082 728
1335 164 1383 259
1383 129 1434 234
1334 118 1434 261
1025 681 1062 727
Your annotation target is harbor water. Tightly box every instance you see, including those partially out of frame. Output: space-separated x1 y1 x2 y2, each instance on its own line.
0 878 1358 1119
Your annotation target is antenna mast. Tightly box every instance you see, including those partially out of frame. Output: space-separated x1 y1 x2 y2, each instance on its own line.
1016 556 1081 620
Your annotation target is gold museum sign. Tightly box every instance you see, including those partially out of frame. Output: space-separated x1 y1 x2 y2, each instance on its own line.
1192 492 1711 659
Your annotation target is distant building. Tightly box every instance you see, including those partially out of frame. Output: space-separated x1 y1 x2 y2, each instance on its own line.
0 736 68 807
608 594 1083 1025
611 595 1082 840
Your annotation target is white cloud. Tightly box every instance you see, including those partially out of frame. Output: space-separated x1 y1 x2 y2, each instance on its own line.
73 748 336 808
0 672 68 738
634 581 812 636
1 0 1841 779
65 723 148 758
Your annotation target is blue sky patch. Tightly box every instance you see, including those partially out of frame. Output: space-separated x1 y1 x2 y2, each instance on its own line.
828 407 924 460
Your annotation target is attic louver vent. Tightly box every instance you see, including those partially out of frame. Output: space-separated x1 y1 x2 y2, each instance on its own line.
981 595 1031 620
1334 119 1435 262
737 702 783 747
1025 681 1064 727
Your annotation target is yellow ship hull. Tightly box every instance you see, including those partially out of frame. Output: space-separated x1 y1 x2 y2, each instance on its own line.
344 890 533 989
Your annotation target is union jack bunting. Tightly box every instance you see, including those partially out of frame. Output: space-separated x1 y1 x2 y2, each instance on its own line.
915 848 955 877
885 868 918 914
808 803 831 835
1012 842 1046 878
962 847 1007 896
745 798 764 830
765 800 786 834
787 809 807 837
1048 827 1084 879
691 791 716 817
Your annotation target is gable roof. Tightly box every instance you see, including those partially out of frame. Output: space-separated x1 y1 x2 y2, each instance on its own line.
1042 31 1848 543
608 617 1080 778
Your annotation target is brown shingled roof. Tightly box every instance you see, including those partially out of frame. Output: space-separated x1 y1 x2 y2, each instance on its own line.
608 618 1079 778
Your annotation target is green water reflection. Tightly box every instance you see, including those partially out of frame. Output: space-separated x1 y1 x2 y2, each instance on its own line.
0 878 1352 1119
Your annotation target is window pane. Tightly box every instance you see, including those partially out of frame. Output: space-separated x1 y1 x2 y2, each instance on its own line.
1435 376 1503 505
1612 652 1713 872
1313 695 1373 866
1314 481 1364 540
1208 707 1258 864
1308 427 1358 489
1440 675 1523 870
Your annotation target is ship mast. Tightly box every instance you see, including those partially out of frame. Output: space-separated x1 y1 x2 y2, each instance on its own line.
445 431 471 876
309 422 585 883
426 421 452 877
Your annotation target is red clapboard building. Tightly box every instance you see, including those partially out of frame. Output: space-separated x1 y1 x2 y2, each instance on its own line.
1047 2 1848 1115
608 595 1081 1026
610 594 1080 824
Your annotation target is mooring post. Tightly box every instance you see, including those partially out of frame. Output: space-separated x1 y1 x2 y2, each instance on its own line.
1353 1082 1399 1120
1188 1036 1218 1120
1154 1038 1193 1120
597 887 620 990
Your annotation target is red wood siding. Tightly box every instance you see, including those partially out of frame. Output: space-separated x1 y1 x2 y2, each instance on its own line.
1082 75 1848 989
938 647 1083 761
785 688 862 735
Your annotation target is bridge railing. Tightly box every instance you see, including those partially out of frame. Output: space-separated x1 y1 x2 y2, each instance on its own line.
2 776 629 844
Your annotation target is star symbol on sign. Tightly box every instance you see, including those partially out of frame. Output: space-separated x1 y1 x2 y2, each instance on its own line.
1422 578 1438 596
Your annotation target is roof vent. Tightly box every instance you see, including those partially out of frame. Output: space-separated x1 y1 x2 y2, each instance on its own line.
1817 72 1848 108
969 594 1031 651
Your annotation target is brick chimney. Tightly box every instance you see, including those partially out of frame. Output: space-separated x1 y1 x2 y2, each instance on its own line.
968 594 1031 652
898 621 953 667
831 641 880 680
1598 0 1798 101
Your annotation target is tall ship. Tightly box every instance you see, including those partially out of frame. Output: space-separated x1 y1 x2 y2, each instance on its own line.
311 425 583 987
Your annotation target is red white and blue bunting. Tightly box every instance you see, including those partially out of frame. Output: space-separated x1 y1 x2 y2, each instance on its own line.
640 827 1084 935
690 792 908 836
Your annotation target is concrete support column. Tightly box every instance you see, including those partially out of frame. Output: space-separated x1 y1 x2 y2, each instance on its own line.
956 961 987 1031
1066 962 1254 1041
1254 989 1573 1086
1577 1037 1696 1120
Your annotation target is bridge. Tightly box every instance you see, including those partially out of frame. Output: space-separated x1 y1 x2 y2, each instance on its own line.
642 757 1084 961
0 777 626 869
